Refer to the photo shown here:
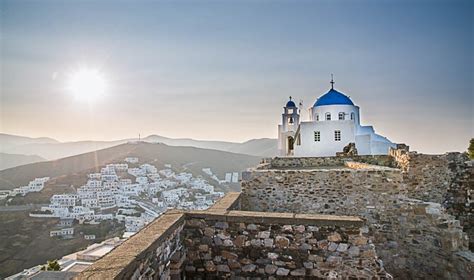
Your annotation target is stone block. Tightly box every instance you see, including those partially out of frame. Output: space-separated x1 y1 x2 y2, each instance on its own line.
242 264 257 272
276 267 290 276
265 264 278 274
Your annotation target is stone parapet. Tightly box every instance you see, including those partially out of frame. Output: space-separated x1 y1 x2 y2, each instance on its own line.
76 212 185 280
187 210 363 228
344 161 399 170
207 192 241 212
75 193 388 280
265 155 395 169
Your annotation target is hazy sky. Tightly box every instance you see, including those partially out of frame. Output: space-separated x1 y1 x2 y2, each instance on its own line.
1 0 473 153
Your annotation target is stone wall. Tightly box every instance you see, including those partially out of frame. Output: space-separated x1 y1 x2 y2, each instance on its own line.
241 167 404 217
76 193 393 280
241 153 474 279
389 149 473 249
390 149 469 204
183 211 390 279
444 160 474 250
372 198 472 279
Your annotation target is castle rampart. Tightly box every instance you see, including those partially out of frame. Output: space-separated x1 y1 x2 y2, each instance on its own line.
241 149 473 279
76 149 473 280
76 193 392 279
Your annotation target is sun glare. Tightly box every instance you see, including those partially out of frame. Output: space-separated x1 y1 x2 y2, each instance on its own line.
67 68 107 102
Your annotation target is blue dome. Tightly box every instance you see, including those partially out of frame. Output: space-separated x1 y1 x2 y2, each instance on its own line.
286 100 296 107
314 89 354 107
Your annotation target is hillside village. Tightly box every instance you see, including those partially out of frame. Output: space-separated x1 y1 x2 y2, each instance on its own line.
4 157 229 237
0 177 50 199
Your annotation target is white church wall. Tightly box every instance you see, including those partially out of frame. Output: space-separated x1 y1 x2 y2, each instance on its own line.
371 139 397 155
294 121 356 157
355 134 371 155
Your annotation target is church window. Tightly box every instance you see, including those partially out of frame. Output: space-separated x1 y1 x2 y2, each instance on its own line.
325 113 331 121
338 112 345 120
334 130 341 141
351 113 355 120
315 114 319 121
314 131 320 142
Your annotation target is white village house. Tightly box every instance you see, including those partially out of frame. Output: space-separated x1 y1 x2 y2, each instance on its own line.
278 78 395 157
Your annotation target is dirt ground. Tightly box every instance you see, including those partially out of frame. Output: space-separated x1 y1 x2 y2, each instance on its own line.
0 210 124 278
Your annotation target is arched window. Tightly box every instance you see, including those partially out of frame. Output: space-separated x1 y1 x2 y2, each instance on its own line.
315 114 319 121
350 112 355 121
325 113 331 121
338 112 345 120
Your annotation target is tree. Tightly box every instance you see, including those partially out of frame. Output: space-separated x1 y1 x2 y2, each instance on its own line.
469 138 474 160
41 260 60 271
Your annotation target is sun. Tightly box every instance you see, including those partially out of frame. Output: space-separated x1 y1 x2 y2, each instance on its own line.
67 68 107 102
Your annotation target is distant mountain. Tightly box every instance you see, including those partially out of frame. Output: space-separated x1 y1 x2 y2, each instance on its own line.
143 134 235 151
0 133 58 152
0 153 46 171
6 140 129 160
143 135 277 157
0 142 260 190
0 133 277 160
227 138 277 157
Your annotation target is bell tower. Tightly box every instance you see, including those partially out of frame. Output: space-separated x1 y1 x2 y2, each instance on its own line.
282 96 300 129
278 97 300 156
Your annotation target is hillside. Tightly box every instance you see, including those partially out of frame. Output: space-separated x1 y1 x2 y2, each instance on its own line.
0 153 46 171
0 211 124 278
0 133 277 161
0 142 260 190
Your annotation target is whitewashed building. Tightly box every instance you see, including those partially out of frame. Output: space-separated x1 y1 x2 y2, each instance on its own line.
124 157 139 164
50 227 74 237
278 79 396 157
50 194 77 207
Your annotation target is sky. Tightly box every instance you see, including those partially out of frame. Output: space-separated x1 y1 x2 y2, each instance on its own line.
1 0 473 154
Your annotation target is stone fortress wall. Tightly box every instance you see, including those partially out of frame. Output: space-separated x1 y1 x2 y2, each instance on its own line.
183 211 385 279
77 193 392 279
241 148 473 279
76 148 472 280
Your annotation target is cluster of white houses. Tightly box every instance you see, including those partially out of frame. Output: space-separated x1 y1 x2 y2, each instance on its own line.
0 177 50 199
30 157 225 234
202 168 239 184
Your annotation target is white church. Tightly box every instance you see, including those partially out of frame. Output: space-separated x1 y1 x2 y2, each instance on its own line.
278 78 396 157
